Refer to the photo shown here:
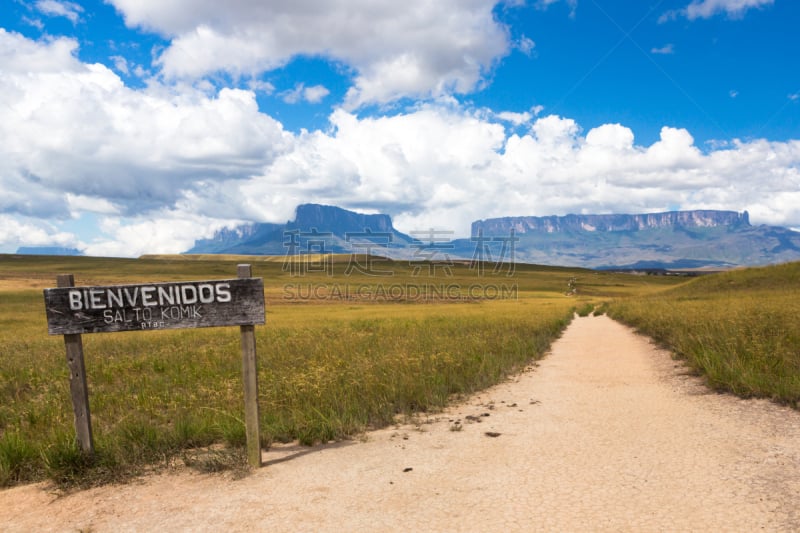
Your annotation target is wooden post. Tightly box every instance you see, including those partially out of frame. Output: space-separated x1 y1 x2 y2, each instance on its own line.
57 274 94 456
238 264 262 467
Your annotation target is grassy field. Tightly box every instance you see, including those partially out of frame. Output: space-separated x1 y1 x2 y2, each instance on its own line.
608 262 800 407
8 253 799 489
0 253 684 487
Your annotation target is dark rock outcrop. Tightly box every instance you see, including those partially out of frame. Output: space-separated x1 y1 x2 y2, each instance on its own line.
471 210 750 236
187 204 416 256
15 246 83 256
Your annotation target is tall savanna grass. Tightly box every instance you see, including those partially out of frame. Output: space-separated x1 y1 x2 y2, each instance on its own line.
2 254 618 487
609 262 800 406
1 300 572 487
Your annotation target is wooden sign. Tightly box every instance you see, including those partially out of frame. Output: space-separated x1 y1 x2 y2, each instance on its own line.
44 278 265 335
43 266 265 467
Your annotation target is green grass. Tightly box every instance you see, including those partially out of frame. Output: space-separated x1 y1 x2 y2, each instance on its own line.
6 253 676 487
0 302 575 486
608 262 800 406
14 253 799 489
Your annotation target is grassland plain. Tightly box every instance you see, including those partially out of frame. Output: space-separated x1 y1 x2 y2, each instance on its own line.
608 261 800 406
0 253 682 488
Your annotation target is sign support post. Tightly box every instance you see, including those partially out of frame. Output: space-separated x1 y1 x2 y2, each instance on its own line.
57 274 94 456
238 264 262 467
44 267 266 467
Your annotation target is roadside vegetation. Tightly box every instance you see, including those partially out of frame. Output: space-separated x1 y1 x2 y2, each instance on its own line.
608 262 800 407
9 254 798 489
1 254 677 488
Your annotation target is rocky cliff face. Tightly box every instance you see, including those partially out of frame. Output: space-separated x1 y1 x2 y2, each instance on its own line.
187 203 413 256
186 222 283 254
186 205 800 269
289 204 394 233
471 210 750 236
15 246 83 256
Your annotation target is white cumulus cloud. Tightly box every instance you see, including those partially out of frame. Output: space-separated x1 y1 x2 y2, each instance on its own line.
0 215 79 250
35 0 83 24
281 83 330 104
0 30 292 220
83 211 241 257
108 0 510 108
686 0 773 19
662 0 774 21
3 28 800 256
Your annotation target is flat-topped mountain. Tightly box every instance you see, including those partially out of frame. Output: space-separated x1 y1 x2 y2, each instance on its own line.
289 203 395 234
472 210 749 236
187 203 416 256
14 246 83 256
186 204 800 269
465 209 800 269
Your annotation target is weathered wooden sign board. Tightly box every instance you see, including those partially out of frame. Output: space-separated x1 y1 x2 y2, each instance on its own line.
43 265 265 467
44 278 265 334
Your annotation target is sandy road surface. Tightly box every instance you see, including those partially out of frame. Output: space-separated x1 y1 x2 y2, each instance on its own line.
2 315 799 532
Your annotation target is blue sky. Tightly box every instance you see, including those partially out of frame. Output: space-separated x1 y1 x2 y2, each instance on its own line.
1 0 798 256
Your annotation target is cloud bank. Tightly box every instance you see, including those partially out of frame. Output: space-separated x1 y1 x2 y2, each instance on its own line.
1 1 798 257
108 0 509 109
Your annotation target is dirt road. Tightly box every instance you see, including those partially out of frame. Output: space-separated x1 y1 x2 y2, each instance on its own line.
2 315 799 532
